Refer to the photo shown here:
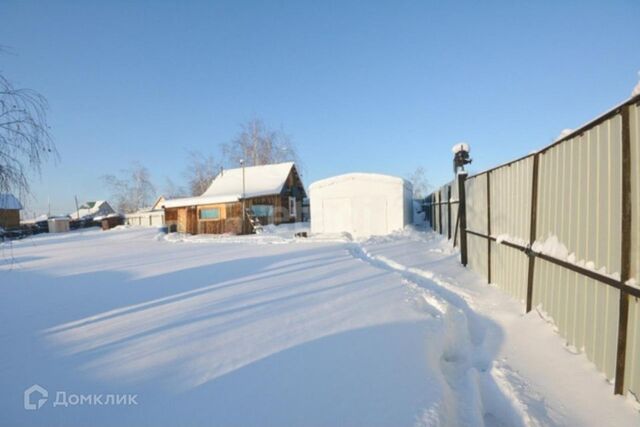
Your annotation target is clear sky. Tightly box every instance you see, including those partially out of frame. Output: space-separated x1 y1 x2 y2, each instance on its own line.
1 0 639 215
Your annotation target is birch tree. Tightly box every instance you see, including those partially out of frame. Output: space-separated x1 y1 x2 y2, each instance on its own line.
102 162 155 213
408 167 429 199
183 150 219 196
0 70 56 196
222 118 298 167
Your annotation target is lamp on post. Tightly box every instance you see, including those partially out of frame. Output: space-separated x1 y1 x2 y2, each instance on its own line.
452 142 471 266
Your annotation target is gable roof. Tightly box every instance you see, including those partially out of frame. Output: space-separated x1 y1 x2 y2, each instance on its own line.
163 162 299 209
69 200 115 219
0 194 22 210
202 162 295 198
151 196 166 211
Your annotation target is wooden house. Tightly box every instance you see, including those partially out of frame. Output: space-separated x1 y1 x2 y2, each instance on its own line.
0 194 23 229
69 200 115 220
162 162 306 235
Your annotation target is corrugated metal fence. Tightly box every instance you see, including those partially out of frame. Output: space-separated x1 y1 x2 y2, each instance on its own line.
425 94 640 398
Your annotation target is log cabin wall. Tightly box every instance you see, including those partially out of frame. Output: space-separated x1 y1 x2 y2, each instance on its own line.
196 202 243 234
0 209 20 228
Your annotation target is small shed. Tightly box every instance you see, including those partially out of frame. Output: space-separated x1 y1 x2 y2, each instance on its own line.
48 217 70 233
99 214 124 230
309 173 413 238
0 194 23 229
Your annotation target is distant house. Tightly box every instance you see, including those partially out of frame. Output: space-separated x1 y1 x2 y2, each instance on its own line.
163 162 306 234
69 200 115 220
124 196 166 227
0 194 23 229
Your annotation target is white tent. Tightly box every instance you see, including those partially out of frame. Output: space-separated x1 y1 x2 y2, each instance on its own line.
310 173 413 238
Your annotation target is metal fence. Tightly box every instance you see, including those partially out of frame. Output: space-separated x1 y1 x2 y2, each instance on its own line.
425 94 640 399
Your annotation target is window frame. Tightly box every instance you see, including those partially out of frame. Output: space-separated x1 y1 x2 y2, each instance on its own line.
198 207 221 221
288 196 296 218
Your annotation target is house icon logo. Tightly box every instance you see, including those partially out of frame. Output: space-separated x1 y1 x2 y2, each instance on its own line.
24 384 48 410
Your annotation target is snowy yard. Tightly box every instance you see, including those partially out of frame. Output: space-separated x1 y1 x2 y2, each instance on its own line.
1 226 638 427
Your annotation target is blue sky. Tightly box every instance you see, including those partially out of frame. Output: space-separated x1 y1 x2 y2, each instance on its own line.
1 0 639 215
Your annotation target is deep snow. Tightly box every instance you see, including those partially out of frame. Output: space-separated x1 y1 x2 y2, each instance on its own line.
0 225 638 426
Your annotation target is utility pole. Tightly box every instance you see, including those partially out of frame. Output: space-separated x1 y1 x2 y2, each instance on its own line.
74 196 80 220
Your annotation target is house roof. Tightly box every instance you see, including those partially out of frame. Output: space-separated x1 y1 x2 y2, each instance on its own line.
69 200 114 219
309 173 412 191
0 194 23 210
151 196 166 210
163 162 298 209
203 161 295 198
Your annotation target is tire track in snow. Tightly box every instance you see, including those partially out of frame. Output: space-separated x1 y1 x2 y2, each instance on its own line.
348 243 536 427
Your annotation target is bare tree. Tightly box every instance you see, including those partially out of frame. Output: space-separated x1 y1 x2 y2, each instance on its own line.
102 162 155 213
222 118 298 167
163 177 186 199
0 69 56 196
183 150 219 196
408 167 429 199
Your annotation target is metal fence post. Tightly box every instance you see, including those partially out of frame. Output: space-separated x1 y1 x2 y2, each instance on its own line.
447 185 452 240
615 105 632 395
438 189 443 235
486 171 492 284
457 172 468 266
526 153 541 313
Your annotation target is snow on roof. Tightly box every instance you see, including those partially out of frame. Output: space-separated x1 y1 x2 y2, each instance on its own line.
0 194 23 210
309 173 412 190
163 162 297 208
69 200 114 219
203 162 295 198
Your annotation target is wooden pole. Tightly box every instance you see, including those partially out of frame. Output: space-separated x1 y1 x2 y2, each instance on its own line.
486 172 492 284
614 105 632 395
457 172 468 266
525 153 541 313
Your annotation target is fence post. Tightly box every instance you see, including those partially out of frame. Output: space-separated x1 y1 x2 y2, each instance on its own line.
486 171 492 284
438 189 443 235
614 105 632 395
447 185 452 240
431 194 436 231
525 153 541 313
457 172 468 266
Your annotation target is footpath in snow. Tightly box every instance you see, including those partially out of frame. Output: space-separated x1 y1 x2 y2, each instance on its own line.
0 225 638 426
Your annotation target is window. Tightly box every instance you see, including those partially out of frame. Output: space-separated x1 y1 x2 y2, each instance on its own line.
251 205 274 217
199 208 220 220
288 197 296 217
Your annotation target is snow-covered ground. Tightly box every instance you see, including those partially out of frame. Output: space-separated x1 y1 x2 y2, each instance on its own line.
0 225 638 426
